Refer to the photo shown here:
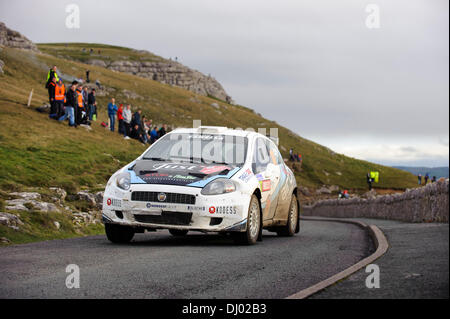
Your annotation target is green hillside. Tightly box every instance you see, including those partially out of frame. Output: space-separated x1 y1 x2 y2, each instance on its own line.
0 44 418 196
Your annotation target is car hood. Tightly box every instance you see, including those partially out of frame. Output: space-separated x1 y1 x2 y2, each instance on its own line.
130 160 240 187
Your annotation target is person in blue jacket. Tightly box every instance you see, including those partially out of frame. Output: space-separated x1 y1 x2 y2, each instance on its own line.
150 126 159 143
107 98 118 132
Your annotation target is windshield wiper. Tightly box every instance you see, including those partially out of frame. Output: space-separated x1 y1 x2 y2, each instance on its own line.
144 157 167 161
211 160 231 165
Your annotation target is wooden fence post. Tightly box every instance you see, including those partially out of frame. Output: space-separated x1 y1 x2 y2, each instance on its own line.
27 89 34 107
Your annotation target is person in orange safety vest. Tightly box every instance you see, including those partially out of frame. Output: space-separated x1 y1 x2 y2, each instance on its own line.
52 80 66 119
75 85 84 125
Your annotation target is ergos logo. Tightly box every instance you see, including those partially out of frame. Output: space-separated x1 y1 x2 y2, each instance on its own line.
188 206 206 211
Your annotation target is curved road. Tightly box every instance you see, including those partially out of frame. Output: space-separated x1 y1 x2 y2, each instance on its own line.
0 220 373 298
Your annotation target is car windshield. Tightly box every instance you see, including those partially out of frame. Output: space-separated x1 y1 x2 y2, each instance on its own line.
143 133 248 166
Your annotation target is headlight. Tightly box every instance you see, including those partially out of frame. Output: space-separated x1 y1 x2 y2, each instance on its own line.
201 178 236 195
116 172 131 190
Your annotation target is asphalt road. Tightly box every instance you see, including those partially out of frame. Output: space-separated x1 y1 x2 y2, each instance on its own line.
0 220 372 299
311 219 449 299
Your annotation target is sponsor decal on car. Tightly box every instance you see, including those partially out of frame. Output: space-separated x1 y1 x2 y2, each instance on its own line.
260 179 271 192
238 168 253 182
200 165 230 175
188 134 225 141
209 206 237 215
106 198 122 207
255 173 264 181
187 206 206 212
146 203 167 209
152 163 198 171
171 174 197 180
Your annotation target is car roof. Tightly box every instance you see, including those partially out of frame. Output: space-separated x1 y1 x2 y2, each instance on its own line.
168 126 279 146
170 126 253 137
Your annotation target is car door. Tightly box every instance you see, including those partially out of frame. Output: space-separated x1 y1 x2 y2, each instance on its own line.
252 137 279 222
268 142 291 222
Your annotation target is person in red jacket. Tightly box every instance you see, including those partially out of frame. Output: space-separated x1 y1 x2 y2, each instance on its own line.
117 104 124 135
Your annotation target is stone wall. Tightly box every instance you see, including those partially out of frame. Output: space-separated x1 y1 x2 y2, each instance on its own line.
87 59 231 102
0 22 39 52
302 179 449 223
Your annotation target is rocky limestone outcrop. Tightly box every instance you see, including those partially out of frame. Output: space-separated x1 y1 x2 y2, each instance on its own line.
72 211 101 226
87 59 231 101
5 192 59 212
303 179 449 223
0 22 39 52
0 212 24 230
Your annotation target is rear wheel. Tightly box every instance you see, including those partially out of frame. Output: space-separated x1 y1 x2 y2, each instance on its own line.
105 224 135 243
277 194 298 237
169 229 189 237
233 195 261 245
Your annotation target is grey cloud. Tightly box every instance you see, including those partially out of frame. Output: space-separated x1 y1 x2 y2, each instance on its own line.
0 0 448 166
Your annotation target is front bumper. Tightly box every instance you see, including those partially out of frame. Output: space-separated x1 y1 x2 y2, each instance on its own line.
102 183 250 232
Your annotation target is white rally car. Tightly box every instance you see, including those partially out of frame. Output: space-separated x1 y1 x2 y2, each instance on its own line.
102 126 300 245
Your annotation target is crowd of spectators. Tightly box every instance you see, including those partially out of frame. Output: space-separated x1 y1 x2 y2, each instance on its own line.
46 65 169 144
107 98 168 144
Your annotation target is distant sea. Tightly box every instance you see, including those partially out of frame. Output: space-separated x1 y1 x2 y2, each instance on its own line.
393 166 449 178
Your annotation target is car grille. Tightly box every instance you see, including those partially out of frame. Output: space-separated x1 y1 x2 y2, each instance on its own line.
134 212 193 226
131 191 196 205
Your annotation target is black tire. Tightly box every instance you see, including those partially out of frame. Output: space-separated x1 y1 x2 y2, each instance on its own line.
105 223 134 243
169 229 189 237
276 193 299 237
232 195 261 245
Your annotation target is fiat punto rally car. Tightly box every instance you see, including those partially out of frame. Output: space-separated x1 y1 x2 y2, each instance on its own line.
102 126 300 244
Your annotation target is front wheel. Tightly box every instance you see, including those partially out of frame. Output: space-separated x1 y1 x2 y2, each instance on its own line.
105 224 135 243
232 195 261 245
277 194 299 237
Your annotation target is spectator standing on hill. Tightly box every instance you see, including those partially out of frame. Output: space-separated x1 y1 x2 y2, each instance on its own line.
47 77 57 118
117 104 124 134
86 70 90 83
107 98 118 132
150 126 159 143
53 79 65 119
123 104 132 139
45 65 59 88
88 89 96 121
418 174 422 185
158 124 168 138
132 109 142 128
432 176 437 183
58 81 77 127
424 173 429 185
289 148 295 161
366 172 373 190
82 86 89 109
75 85 85 125
129 124 140 140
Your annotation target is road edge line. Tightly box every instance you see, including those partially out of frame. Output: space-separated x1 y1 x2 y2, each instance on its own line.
286 216 389 299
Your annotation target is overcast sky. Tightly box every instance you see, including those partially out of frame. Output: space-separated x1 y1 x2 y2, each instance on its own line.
1 0 448 167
